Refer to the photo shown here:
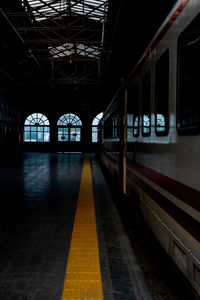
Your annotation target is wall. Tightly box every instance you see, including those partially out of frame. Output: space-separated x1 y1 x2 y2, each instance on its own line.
21 111 100 153
0 95 21 154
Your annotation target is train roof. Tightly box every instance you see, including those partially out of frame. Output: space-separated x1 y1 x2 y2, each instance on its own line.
127 0 190 83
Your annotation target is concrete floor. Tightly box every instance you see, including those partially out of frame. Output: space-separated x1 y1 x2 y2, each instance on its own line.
0 153 151 300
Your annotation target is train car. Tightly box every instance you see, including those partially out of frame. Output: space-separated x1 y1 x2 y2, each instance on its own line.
99 0 200 297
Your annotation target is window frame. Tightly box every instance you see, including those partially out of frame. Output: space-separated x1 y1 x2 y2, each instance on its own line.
132 84 140 137
57 113 82 142
92 112 103 143
177 13 200 135
142 71 151 137
155 49 169 136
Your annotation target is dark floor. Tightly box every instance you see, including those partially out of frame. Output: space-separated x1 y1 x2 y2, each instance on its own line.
0 153 82 300
0 152 152 300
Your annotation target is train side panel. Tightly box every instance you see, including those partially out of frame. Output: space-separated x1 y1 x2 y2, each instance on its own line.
100 0 200 297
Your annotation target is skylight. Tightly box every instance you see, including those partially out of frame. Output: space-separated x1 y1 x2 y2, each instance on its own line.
19 0 109 83
22 0 108 22
49 42 100 59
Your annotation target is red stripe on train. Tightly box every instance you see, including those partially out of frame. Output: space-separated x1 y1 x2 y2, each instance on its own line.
145 0 190 58
128 159 200 212
130 0 191 76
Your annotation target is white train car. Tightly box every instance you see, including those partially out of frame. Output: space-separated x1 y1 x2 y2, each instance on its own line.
100 0 200 297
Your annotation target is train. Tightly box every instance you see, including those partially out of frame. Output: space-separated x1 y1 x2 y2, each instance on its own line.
99 0 200 297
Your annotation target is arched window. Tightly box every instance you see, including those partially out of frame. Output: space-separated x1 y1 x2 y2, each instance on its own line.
92 112 103 142
24 113 50 142
57 113 82 142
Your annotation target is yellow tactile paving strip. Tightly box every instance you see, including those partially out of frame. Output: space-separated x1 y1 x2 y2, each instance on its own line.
62 156 104 300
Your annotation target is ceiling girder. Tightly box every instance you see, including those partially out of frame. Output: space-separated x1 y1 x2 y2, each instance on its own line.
5 0 108 86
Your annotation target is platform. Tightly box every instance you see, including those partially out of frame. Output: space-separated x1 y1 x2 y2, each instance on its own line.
0 153 152 300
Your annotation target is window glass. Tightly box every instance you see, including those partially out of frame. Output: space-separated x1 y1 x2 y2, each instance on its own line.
76 128 81 141
112 116 117 138
113 114 120 139
24 132 30 141
58 132 69 141
38 132 43 142
31 131 36 142
127 114 133 127
104 112 120 140
134 116 139 136
177 13 200 134
44 119 49 125
142 72 151 136
57 113 82 126
127 86 134 141
155 50 169 135
44 132 50 142
92 132 98 142
131 84 140 137
156 114 165 132
31 126 37 132
24 120 29 125
58 128 63 135
92 112 103 142
70 128 81 142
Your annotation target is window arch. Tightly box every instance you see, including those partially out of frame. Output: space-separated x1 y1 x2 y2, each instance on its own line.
24 113 50 142
92 112 103 142
57 113 82 142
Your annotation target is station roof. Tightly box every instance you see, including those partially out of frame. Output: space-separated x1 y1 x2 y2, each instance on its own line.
1 0 177 112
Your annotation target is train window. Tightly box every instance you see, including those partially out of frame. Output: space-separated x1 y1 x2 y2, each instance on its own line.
113 114 120 139
127 87 134 140
127 113 133 140
155 50 169 135
142 71 151 136
104 113 120 139
128 85 140 137
133 84 140 137
177 13 200 134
